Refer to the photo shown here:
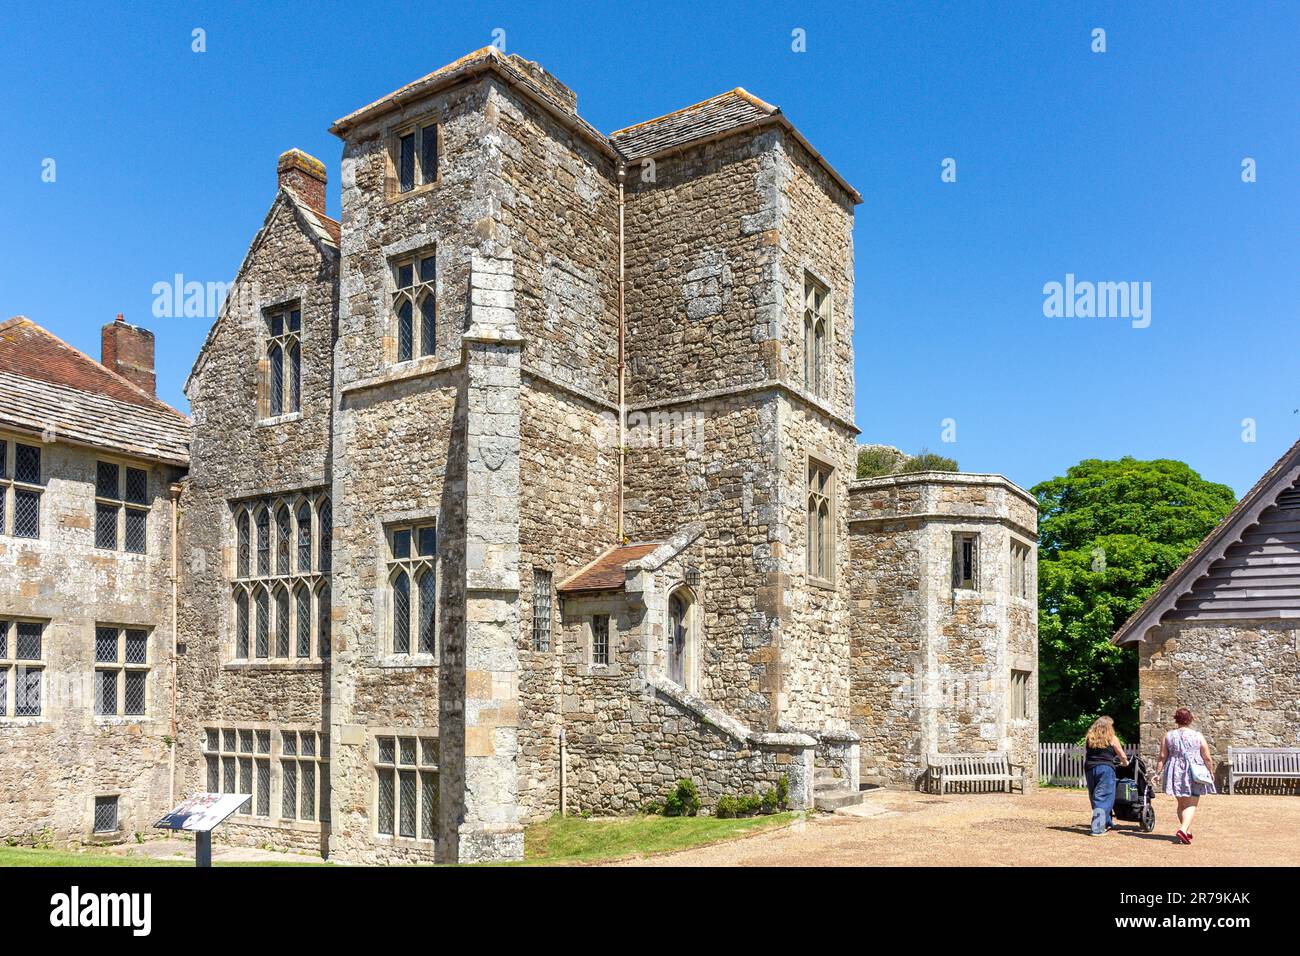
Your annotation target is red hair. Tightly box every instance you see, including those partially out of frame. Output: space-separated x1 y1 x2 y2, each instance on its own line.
1174 708 1194 726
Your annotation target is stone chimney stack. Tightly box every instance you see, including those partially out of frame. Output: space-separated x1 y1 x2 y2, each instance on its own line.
101 313 156 396
277 148 328 216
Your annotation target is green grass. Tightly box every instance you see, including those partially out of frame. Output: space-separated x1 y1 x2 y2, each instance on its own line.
0 845 327 867
523 812 797 865
0 812 798 867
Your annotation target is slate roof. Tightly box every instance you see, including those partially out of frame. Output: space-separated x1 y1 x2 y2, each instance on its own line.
558 542 664 593
610 88 862 203
610 89 778 160
1111 436 1300 644
0 316 190 466
331 48 861 203
330 46 614 158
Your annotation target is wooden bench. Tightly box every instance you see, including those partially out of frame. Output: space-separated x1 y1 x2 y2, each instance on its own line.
928 751 1027 795
1227 747 1300 795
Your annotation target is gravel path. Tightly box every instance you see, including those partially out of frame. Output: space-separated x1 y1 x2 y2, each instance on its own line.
615 787 1300 867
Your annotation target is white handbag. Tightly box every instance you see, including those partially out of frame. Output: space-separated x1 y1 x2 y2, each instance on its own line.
1181 730 1214 785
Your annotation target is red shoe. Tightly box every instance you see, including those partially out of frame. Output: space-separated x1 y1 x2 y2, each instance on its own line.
1175 829 1191 844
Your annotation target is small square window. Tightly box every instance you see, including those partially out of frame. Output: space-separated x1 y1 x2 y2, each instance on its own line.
953 533 979 590
96 461 120 499
14 444 41 485
95 627 119 663
417 526 437 557
95 503 118 550
392 528 411 559
124 509 147 553
592 614 610 666
93 796 119 833
399 736 417 766
239 729 253 753
124 629 148 664
282 730 297 755
94 669 117 716
13 489 40 538
378 736 395 764
15 623 41 660
125 467 148 505
124 671 146 716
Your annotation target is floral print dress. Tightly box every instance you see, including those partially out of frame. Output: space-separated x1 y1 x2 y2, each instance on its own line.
1163 727 1216 797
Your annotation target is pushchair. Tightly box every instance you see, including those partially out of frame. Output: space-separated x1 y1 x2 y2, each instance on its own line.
1111 754 1157 831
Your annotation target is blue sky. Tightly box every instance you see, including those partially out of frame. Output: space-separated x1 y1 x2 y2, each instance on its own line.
1 1 1296 496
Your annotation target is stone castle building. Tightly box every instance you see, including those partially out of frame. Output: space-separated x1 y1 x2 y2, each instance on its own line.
1 48 1037 861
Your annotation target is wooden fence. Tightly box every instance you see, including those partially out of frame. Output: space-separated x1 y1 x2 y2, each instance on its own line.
1038 742 1139 787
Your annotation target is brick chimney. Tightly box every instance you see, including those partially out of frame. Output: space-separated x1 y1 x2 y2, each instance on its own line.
277 148 328 216
101 313 156 396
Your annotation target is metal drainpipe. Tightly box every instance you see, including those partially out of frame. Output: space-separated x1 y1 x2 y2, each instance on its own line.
617 164 627 542
169 482 181 812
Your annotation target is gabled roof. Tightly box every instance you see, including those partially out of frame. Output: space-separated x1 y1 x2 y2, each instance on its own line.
611 88 862 204
557 523 707 594
1112 437 1300 644
184 187 339 397
0 317 190 465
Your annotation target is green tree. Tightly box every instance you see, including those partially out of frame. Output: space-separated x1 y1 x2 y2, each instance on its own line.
1032 458 1235 743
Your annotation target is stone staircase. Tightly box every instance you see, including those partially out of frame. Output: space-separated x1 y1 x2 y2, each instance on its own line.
814 761 864 812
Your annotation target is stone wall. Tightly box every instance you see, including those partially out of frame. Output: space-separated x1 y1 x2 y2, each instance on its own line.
1138 621 1300 789
556 544 816 814
0 437 179 842
177 184 338 853
848 473 1038 788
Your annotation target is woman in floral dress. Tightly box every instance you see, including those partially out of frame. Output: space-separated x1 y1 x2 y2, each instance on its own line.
1156 707 1216 845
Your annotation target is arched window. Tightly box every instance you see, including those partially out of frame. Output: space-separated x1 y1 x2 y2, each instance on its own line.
317 498 332 573
667 587 695 690
392 570 411 654
235 589 250 658
264 304 301 417
289 341 301 413
386 521 436 658
255 508 270 576
297 500 312 572
419 291 436 358
807 460 834 579
391 250 436 364
236 510 250 578
316 582 331 659
268 344 284 418
254 587 270 658
233 493 331 662
396 301 414 363
274 586 290 657
294 584 311 658
417 568 436 655
803 274 830 399
275 505 291 575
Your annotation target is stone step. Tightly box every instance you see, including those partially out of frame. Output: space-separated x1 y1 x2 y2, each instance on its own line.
814 788 864 812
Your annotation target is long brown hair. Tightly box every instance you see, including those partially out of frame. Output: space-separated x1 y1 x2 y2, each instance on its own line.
1085 716 1121 749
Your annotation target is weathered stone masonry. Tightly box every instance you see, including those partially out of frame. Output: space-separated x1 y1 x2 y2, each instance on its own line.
2 47 1040 857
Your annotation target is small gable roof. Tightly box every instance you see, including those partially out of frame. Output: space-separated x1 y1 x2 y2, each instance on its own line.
1112 437 1300 644
557 523 707 594
558 542 663 594
0 316 190 465
184 187 338 397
